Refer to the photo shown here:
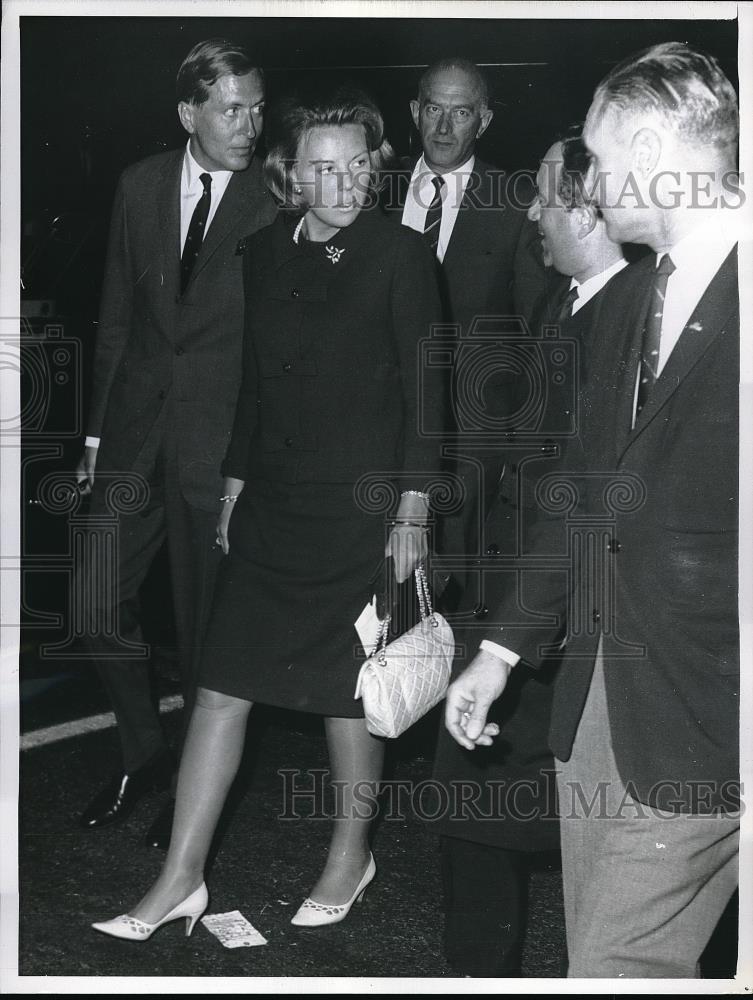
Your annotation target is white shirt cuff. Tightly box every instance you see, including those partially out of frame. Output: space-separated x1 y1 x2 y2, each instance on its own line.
84 436 100 448
479 639 520 667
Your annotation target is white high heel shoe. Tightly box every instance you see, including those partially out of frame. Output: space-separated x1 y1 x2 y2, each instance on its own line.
92 883 208 941
291 854 376 927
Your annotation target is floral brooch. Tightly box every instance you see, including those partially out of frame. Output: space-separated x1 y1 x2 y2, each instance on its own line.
325 245 346 264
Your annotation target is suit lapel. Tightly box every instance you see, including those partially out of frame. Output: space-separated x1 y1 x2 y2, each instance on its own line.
575 257 652 462
188 158 269 287
157 151 183 298
604 259 655 456
441 165 490 272
620 246 738 458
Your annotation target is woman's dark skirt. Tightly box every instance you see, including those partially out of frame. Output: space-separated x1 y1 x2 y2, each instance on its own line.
198 479 386 718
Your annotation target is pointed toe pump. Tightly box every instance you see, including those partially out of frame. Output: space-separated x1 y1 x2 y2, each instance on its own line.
291 854 376 928
92 883 208 942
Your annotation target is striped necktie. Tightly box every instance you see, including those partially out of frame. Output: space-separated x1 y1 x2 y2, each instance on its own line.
554 284 579 324
423 175 445 254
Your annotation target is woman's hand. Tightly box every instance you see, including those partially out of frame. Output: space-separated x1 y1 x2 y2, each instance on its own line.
216 503 234 555
216 477 245 556
385 524 428 583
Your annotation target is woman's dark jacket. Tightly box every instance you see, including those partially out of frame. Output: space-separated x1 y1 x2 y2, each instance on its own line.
222 208 445 491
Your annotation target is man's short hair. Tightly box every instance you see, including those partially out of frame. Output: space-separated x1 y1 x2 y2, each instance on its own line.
176 38 262 106
558 134 593 211
417 58 489 110
593 41 738 155
264 84 394 212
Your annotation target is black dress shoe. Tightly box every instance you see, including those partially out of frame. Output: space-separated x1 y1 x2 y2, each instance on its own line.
144 799 175 850
79 750 174 829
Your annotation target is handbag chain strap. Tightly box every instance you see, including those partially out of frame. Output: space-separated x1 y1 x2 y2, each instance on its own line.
414 563 438 627
375 563 438 667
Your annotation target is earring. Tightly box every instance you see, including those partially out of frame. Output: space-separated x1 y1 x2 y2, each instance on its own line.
293 184 302 194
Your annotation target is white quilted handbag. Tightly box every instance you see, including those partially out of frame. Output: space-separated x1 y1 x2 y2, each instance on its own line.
354 564 455 738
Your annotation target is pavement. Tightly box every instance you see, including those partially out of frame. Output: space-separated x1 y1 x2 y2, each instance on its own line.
15 642 738 986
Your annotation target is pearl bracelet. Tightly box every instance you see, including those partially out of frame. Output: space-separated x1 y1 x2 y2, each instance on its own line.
219 495 239 503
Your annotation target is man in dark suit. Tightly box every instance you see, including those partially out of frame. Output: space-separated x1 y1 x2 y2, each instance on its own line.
445 43 741 977
395 57 544 328
75 39 276 845
433 133 627 978
382 58 546 602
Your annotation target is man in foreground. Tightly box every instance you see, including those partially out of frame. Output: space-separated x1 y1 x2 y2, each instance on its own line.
75 38 276 847
445 42 741 977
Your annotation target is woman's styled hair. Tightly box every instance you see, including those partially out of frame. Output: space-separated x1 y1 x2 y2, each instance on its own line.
176 38 262 106
264 85 395 212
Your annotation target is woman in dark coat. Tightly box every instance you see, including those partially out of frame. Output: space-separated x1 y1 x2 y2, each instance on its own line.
93 86 443 939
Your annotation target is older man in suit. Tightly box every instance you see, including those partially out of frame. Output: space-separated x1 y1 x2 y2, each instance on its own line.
396 57 545 328
75 38 276 845
382 58 546 605
433 133 628 978
445 42 741 978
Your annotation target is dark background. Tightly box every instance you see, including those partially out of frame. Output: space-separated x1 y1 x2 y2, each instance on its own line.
20 14 738 313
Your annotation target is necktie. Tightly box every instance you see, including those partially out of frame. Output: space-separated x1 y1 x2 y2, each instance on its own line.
181 172 212 293
635 253 676 418
423 175 445 254
554 284 579 324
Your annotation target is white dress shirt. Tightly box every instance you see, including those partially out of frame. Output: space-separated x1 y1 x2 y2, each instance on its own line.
655 212 739 373
179 140 234 252
630 211 739 428
570 256 628 315
85 143 235 449
401 154 475 263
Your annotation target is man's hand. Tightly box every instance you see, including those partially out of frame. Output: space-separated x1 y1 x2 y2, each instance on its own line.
75 445 98 495
444 649 514 750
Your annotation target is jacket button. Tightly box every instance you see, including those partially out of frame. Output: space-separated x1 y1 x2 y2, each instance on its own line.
284 437 293 447
291 288 300 299
592 609 601 623
474 604 489 619
607 539 621 554
175 346 184 356
282 362 292 372
486 543 500 556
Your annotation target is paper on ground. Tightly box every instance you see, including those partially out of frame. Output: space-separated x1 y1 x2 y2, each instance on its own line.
201 910 268 948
